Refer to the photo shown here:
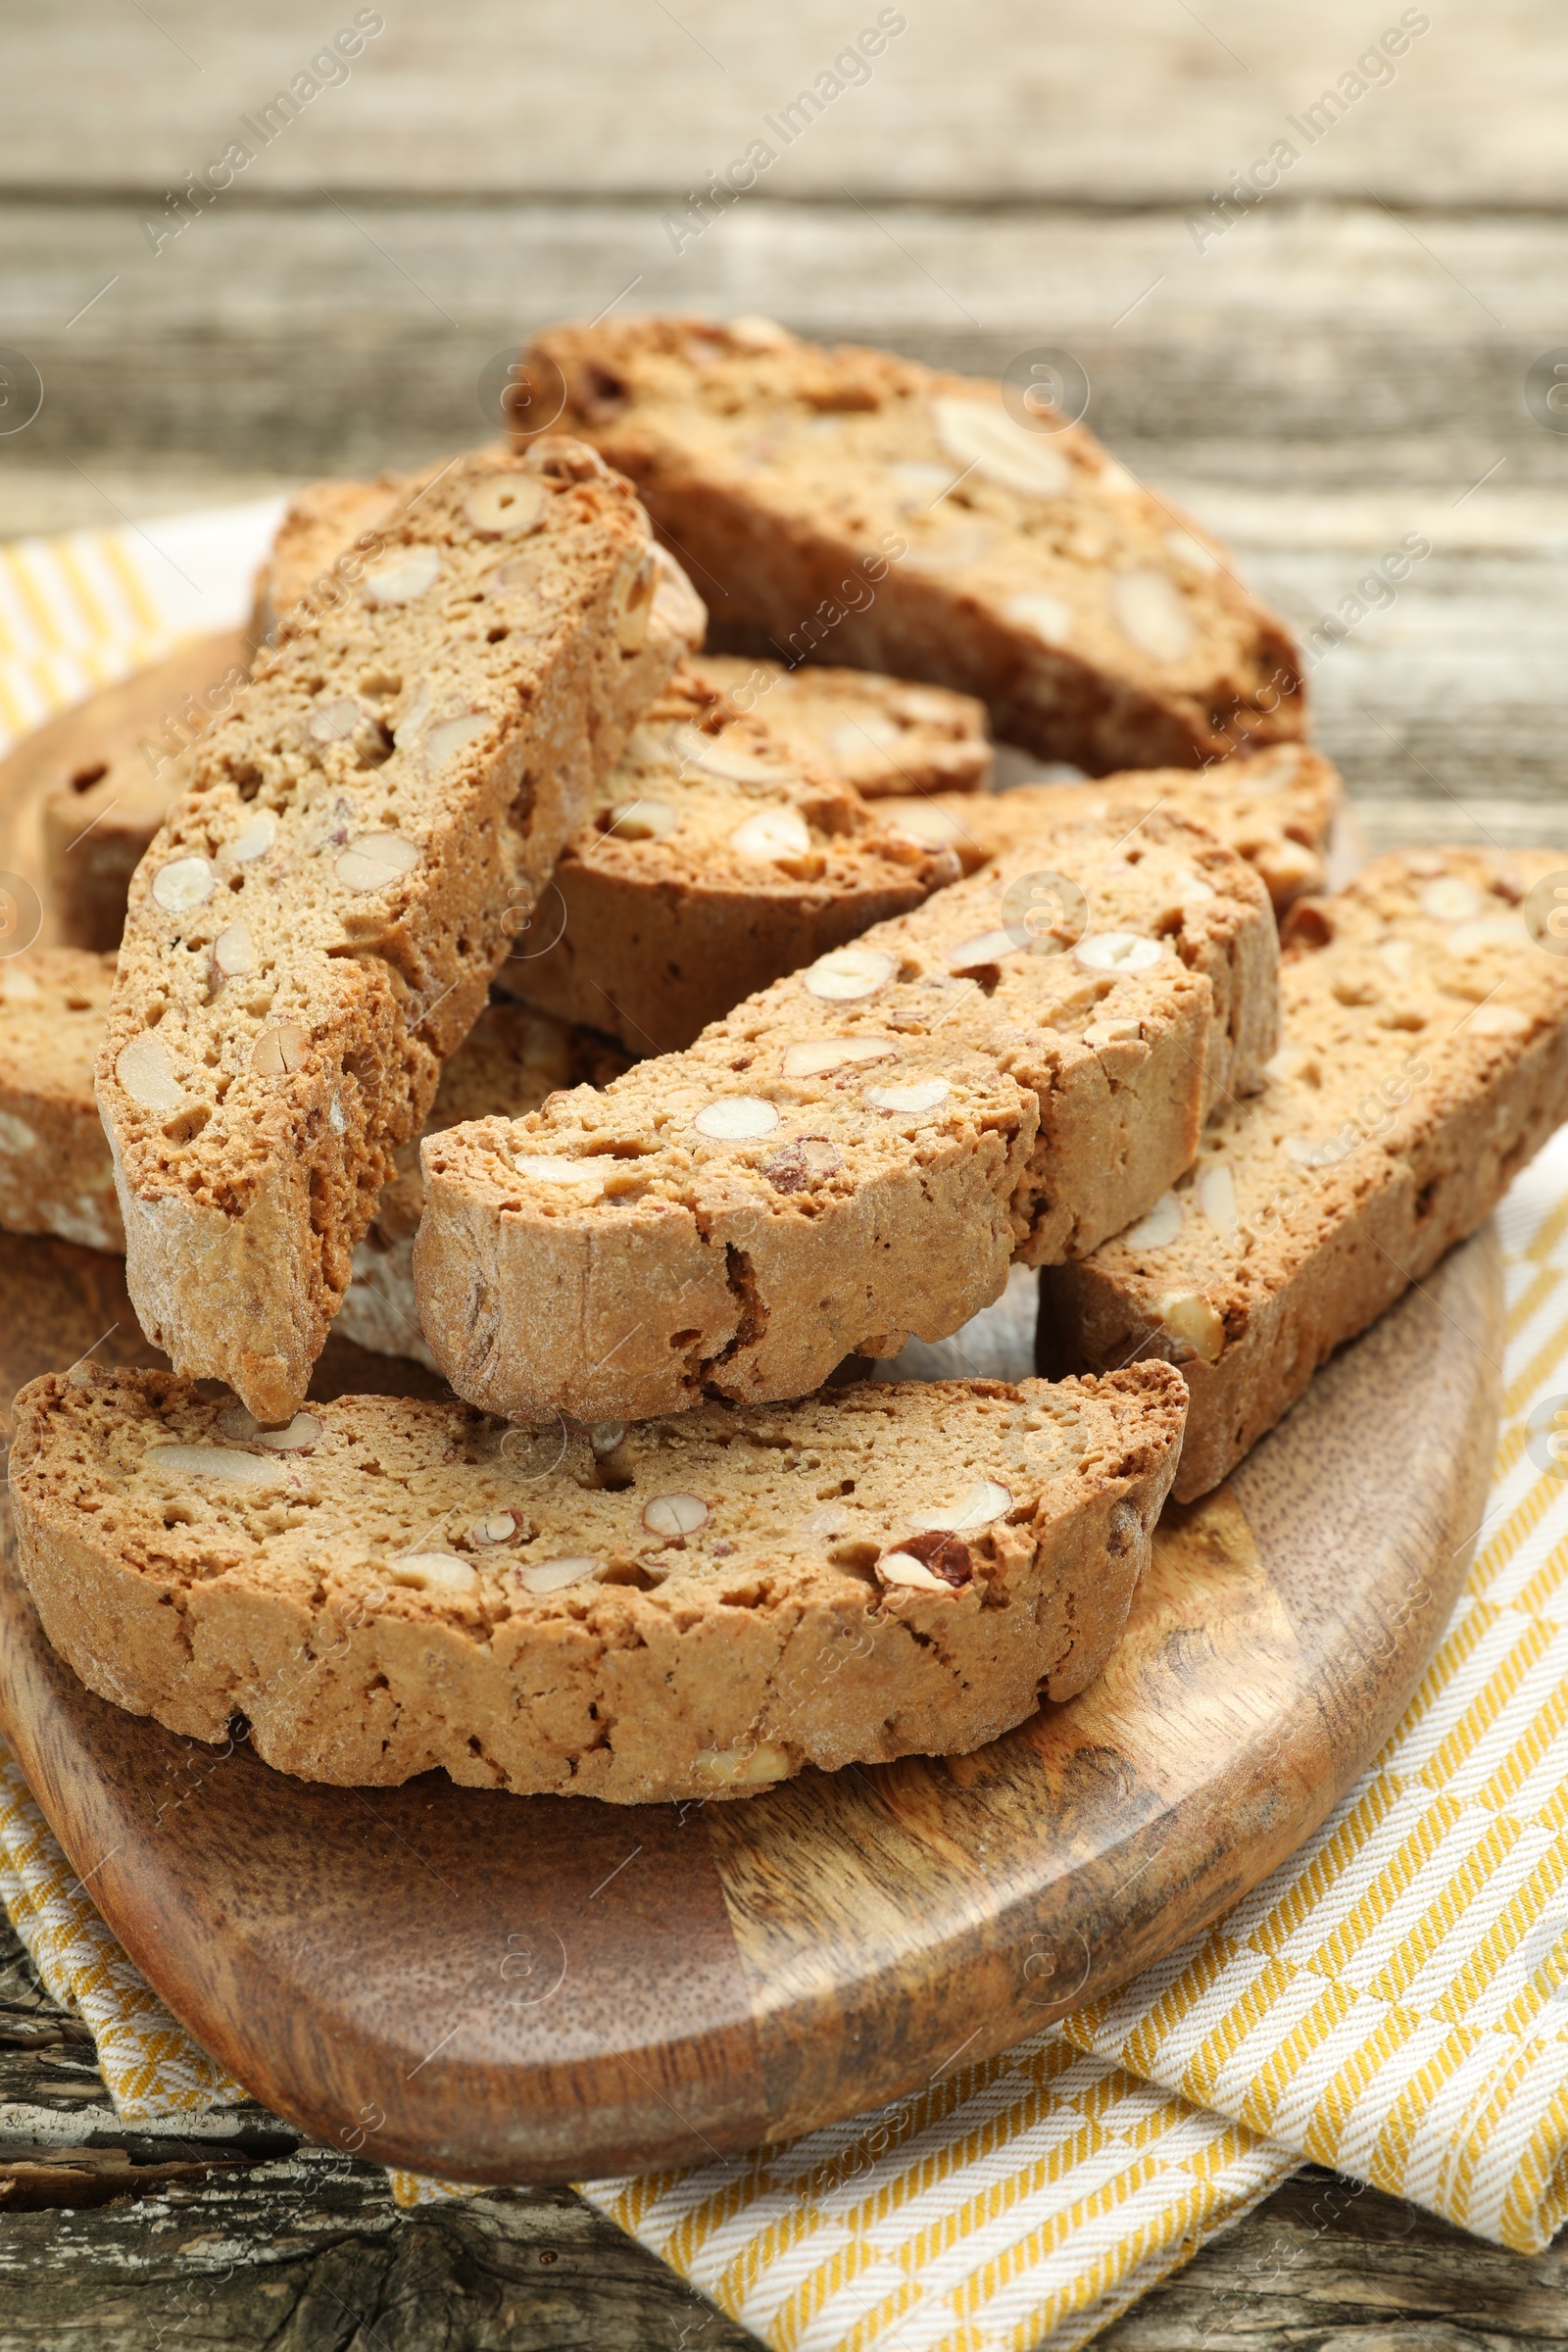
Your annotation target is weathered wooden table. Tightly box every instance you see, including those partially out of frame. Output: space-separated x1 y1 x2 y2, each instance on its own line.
2 3 1567 2341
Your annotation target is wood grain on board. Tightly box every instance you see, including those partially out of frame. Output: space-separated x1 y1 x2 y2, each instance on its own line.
0 1220 1502 2181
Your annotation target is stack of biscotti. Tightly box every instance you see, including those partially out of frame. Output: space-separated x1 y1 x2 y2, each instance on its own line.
1041 848 1568 1498
97 440 702 1424
882 741 1342 914
8 1362 1186 1802
514 315 1306 770
414 807 1278 1423
496 657 963 1053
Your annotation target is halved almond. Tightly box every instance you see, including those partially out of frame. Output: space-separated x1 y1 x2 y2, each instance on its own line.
693 1097 780 1140
151 856 216 916
335 834 419 894
361 546 442 607
782 1036 896 1078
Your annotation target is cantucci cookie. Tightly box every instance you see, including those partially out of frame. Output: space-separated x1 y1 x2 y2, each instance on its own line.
9 1363 1187 1803
498 658 962 1054
99 441 703 1427
1041 848 1568 1499
0 950 122 1250
251 458 708 655
21 632 253 953
516 314 1305 772
416 808 1278 1425
338 1001 626 1367
881 740 1342 914
695 654 992 795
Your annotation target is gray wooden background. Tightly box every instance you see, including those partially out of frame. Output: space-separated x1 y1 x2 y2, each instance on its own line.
3 4 1568 2344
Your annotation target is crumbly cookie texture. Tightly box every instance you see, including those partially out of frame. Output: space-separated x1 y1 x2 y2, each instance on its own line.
1041 847 1568 1499
99 441 703 1427
0 951 122 1251
9 1364 1186 1803
24 632 254 953
249 470 421 648
337 1001 626 1367
498 658 963 1054
415 808 1277 1424
517 314 1305 772
695 654 993 796
881 741 1342 915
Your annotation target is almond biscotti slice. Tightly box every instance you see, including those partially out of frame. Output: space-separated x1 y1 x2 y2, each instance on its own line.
497 658 961 1054
21 632 254 953
10 1361 1186 1802
416 808 1278 1425
516 315 1305 772
337 1000 627 1367
1041 848 1568 1499
876 741 1342 915
0 950 122 1250
695 654 993 795
99 441 703 1428
251 459 709 656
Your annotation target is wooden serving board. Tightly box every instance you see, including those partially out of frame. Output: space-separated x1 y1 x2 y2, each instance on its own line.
0 1220 1502 2185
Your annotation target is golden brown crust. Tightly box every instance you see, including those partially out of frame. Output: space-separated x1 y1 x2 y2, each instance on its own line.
1042 847 1568 1497
9 1365 1186 1803
518 314 1306 772
497 657 961 1053
98 442 700 1425
416 808 1278 1424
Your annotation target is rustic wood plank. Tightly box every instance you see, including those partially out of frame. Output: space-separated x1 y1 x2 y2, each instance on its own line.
1 0 1566 207
7 198 1568 471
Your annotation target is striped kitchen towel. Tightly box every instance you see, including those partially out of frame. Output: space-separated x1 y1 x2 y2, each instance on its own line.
2 507 1566 2352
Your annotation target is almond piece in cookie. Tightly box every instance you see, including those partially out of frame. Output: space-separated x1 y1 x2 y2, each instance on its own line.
416 808 1278 1424
497 658 962 1053
98 441 703 1426
9 1365 1186 1803
1041 847 1568 1498
514 314 1305 773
